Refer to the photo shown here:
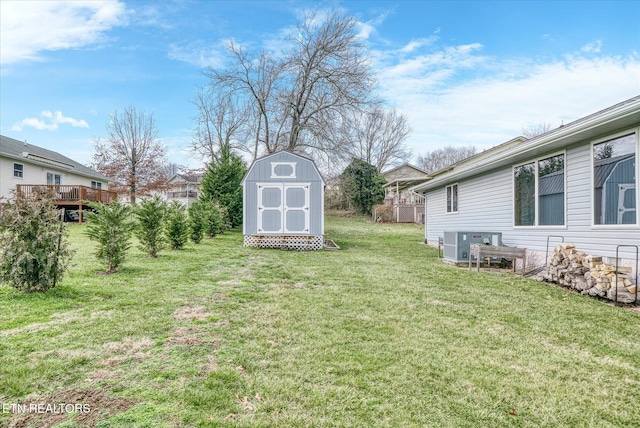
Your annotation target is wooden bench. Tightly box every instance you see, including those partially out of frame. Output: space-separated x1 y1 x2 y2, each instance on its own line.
469 244 527 275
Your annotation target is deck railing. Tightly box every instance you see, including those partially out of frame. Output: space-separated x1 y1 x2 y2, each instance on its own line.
167 190 199 199
16 185 117 204
384 192 425 206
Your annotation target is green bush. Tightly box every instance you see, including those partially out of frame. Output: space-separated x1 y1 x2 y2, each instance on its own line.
85 199 133 274
0 192 74 292
340 159 386 214
188 200 207 244
202 199 230 238
135 196 167 257
165 201 189 250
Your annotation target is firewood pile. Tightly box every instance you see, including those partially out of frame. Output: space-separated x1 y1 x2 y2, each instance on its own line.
536 243 638 304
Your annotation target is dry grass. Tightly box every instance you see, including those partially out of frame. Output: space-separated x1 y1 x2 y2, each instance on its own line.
1 213 639 427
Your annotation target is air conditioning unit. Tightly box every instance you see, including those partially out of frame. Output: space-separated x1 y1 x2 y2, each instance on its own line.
443 231 502 263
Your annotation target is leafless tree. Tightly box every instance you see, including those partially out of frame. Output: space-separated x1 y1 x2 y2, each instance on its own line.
280 10 375 153
522 122 552 139
345 107 412 172
417 145 477 174
164 162 183 179
199 9 376 162
203 44 284 160
191 85 249 163
92 106 167 204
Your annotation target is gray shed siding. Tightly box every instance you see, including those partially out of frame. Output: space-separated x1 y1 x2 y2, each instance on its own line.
243 152 324 236
425 139 640 261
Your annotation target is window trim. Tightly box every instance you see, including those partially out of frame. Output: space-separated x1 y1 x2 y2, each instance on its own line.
13 163 24 178
512 150 567 229
445 183 458 214
590 127 639 229
91 181 102 190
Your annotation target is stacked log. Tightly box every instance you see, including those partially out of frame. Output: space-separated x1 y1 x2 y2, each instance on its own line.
536 243 637 304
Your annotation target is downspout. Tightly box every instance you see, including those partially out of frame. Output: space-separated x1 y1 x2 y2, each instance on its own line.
423 192 428 244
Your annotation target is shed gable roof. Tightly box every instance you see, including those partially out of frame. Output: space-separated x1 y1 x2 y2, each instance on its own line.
0 134 110 181
241 151 325 186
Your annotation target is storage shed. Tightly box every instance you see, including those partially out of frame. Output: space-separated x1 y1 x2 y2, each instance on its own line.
242 151 325 250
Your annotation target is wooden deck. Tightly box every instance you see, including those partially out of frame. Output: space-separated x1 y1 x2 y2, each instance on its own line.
16 185 117 222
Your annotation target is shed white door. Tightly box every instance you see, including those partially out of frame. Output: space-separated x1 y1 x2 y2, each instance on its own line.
257 183 310 234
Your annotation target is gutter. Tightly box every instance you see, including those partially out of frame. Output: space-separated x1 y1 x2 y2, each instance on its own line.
412 96 640 193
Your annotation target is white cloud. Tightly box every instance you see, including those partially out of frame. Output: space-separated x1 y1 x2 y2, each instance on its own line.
373 42 640 157
399 37 438 53
12 111 89 131
581 40 603 53
167 42 227 68
355 9 392 40
0 0 126 64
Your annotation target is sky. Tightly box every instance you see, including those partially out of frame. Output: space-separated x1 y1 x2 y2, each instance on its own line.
1 0 639 172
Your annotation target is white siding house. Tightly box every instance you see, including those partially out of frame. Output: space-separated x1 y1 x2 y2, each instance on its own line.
163 173 203 208
381 163 430 223
413 96 640 270
1 135 115 221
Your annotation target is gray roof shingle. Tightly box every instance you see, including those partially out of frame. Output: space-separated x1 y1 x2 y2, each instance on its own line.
1 135 110 182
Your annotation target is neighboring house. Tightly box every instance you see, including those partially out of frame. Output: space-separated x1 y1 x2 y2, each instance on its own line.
412 96 640 269
0 135 116 221
164 173 203 208
242 151 325 250
381 163 430 223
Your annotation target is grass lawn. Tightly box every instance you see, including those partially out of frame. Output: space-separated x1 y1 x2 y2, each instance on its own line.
1 212 639 427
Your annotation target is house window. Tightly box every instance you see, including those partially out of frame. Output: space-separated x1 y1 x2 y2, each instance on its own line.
446 184 458 213
514 153 565 226
91 181 102 190
46 172 61 185
514 163 535 226
13 163 23 178
593 132 637 225
538 154 565 225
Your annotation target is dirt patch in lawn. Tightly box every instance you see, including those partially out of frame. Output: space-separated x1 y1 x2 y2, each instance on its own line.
164 326 221 347
103 337 153 355
5 388 139 428
100 336 153 367
173 306 213 321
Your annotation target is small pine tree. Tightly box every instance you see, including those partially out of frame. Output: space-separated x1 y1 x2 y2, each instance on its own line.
165 201 189 250
200 148 246 227
85 199 133 274
135 196 167 257
202 199 230 238
188 199 207 244
0 192 74 292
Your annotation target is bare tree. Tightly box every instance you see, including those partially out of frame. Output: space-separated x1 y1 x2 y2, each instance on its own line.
204 45 284 160
417 146 477 174
280 10 375 154
92 106 167 204
345 107 412 172
191 84 249 163
200 9 376 161
522 122 552 139
164 162 183 179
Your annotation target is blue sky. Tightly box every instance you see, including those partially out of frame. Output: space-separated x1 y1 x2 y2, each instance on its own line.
1 0 639 171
